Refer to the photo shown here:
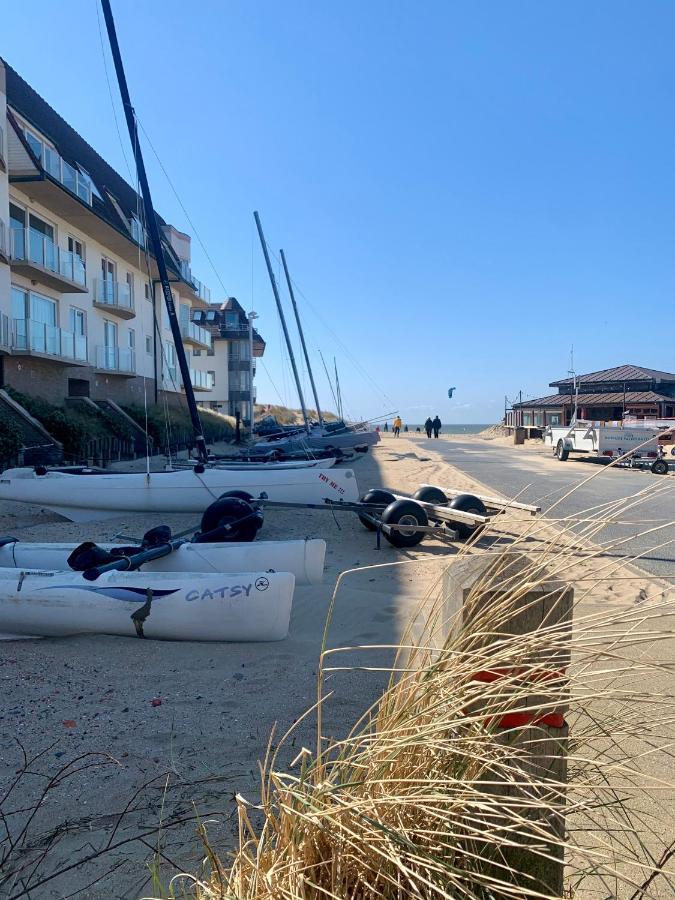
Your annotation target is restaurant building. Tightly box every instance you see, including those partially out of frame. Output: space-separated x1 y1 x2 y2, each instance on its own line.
507 365 675 428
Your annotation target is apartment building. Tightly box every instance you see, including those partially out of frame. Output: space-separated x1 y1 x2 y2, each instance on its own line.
193 298 265 423
0 58 262 409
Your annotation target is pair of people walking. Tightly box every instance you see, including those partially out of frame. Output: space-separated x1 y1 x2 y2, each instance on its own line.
424 416 442 439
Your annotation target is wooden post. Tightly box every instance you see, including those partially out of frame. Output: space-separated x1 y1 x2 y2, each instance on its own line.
442 553 571 896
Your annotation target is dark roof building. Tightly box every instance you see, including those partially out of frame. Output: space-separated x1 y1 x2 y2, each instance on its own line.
508 365 675 428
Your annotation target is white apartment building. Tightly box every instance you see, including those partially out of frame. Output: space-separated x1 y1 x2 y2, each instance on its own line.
0 58 263 410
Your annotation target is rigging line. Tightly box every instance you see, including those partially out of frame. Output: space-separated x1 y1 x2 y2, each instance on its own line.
265 246 394 408
95 0 135 182
135 116 231 298
257 359 286 405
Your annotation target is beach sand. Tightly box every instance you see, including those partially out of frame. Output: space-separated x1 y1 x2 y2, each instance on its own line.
1 436 672 897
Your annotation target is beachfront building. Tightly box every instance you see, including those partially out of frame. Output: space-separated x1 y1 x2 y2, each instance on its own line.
508 365 675 428
0 58 263 410
193 298 266 424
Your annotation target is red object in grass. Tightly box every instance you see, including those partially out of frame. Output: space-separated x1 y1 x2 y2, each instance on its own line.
63 719 76 728
151 698 162 707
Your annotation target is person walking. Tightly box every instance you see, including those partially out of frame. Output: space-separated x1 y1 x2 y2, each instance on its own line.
432 415 442 438
393 415 402 437
383 422 389 432
424 417 433 439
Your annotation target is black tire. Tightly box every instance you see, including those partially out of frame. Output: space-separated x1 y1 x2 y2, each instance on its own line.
651 459 669 476
358 489 396 531
670 447 675 457
413 486 448 505
381 499 428 548
200 497 259 542
449 493 488 540
556 440 569 461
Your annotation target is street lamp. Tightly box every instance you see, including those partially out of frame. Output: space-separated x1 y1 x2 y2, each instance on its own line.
248 311 259 439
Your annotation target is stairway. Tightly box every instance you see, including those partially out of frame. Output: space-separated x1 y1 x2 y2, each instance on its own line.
0 389 63 466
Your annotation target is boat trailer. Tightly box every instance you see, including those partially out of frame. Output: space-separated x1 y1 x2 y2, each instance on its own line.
255 484 540 550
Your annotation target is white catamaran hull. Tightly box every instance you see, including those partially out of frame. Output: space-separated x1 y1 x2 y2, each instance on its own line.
0 569 295 642
0 538 326 585
0 466 359 522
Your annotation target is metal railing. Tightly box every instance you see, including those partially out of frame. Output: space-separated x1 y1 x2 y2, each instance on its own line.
181 320 212 347
12 318 87 362
10 228 86 285
95 345 135 373
93 278 134 311
0 221 7 258
191 276 211 302
42 144 92 205
190 369 213 390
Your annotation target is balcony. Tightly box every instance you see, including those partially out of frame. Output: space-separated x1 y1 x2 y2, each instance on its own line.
179 261 212 305
190 368 213 391
180 320 212 350
9 228 88 294
228 357 255 373
220 323 250 340
40 144 93 206
92 278 136 319
0 122 5 172
12 318 88 365
94 345 136 376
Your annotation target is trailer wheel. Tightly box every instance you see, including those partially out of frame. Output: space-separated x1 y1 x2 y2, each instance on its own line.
358 489 396 531
381 499 428 548
220 490 255 503
670 447 675 457
556 440 569 461
199 497 260 542
413 486 448 505
651 459 669 476
449 493 488 540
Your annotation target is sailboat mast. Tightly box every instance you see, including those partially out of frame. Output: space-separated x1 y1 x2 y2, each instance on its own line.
279 249 324 426
253 212 310 434
319 350 339 413
100 0 208 463
334 357 343 420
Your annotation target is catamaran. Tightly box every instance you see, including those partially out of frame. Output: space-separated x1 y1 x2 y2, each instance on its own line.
0 536 326 585
0 568 295 642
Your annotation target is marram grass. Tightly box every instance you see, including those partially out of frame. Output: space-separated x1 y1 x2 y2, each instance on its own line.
159 482 675 900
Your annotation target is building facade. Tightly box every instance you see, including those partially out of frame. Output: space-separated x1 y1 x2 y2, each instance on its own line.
0 59 263 410
193 298 265 423
508 365 675 428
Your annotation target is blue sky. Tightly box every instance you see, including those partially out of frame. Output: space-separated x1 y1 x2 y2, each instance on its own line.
4 1 675 423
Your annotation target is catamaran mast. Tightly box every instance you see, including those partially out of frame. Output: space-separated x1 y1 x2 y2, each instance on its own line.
334 357 344 421
279 249 324 426
253 212 310 434
100 0 208 463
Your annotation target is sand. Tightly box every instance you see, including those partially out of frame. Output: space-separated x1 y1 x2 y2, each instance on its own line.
1 435 672 898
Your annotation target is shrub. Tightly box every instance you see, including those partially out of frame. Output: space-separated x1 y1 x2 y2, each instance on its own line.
0 415 23 466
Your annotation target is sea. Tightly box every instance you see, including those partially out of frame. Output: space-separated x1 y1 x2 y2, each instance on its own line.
401 423 492 434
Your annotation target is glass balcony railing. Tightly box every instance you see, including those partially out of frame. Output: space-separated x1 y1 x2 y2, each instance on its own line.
181 320 212 347
95 345 135 373
190 369 213 390
93 278 134 311
0 221 7 258
0 122 5 162
10 228 86 285
179 259 192 283
178 260 211 302
163 365 178 386
42 144 92 205
13 318 87 361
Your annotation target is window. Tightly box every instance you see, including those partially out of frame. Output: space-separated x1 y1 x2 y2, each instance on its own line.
207 370 215 387
193 348 202 357
130 214 145 247
11 287 57 353
101 257 116 302
207 345 215 356
68 236 85 262
69 307 86 336
28 211 56 269
144 281 152 301
126 272 134 302
23 127 44 161
548 413 562 426
128 328 135 349
146 335 152 355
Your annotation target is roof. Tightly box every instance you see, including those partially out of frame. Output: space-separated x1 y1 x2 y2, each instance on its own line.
2 58 182 278
514 391 675 409
550 365 675 387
